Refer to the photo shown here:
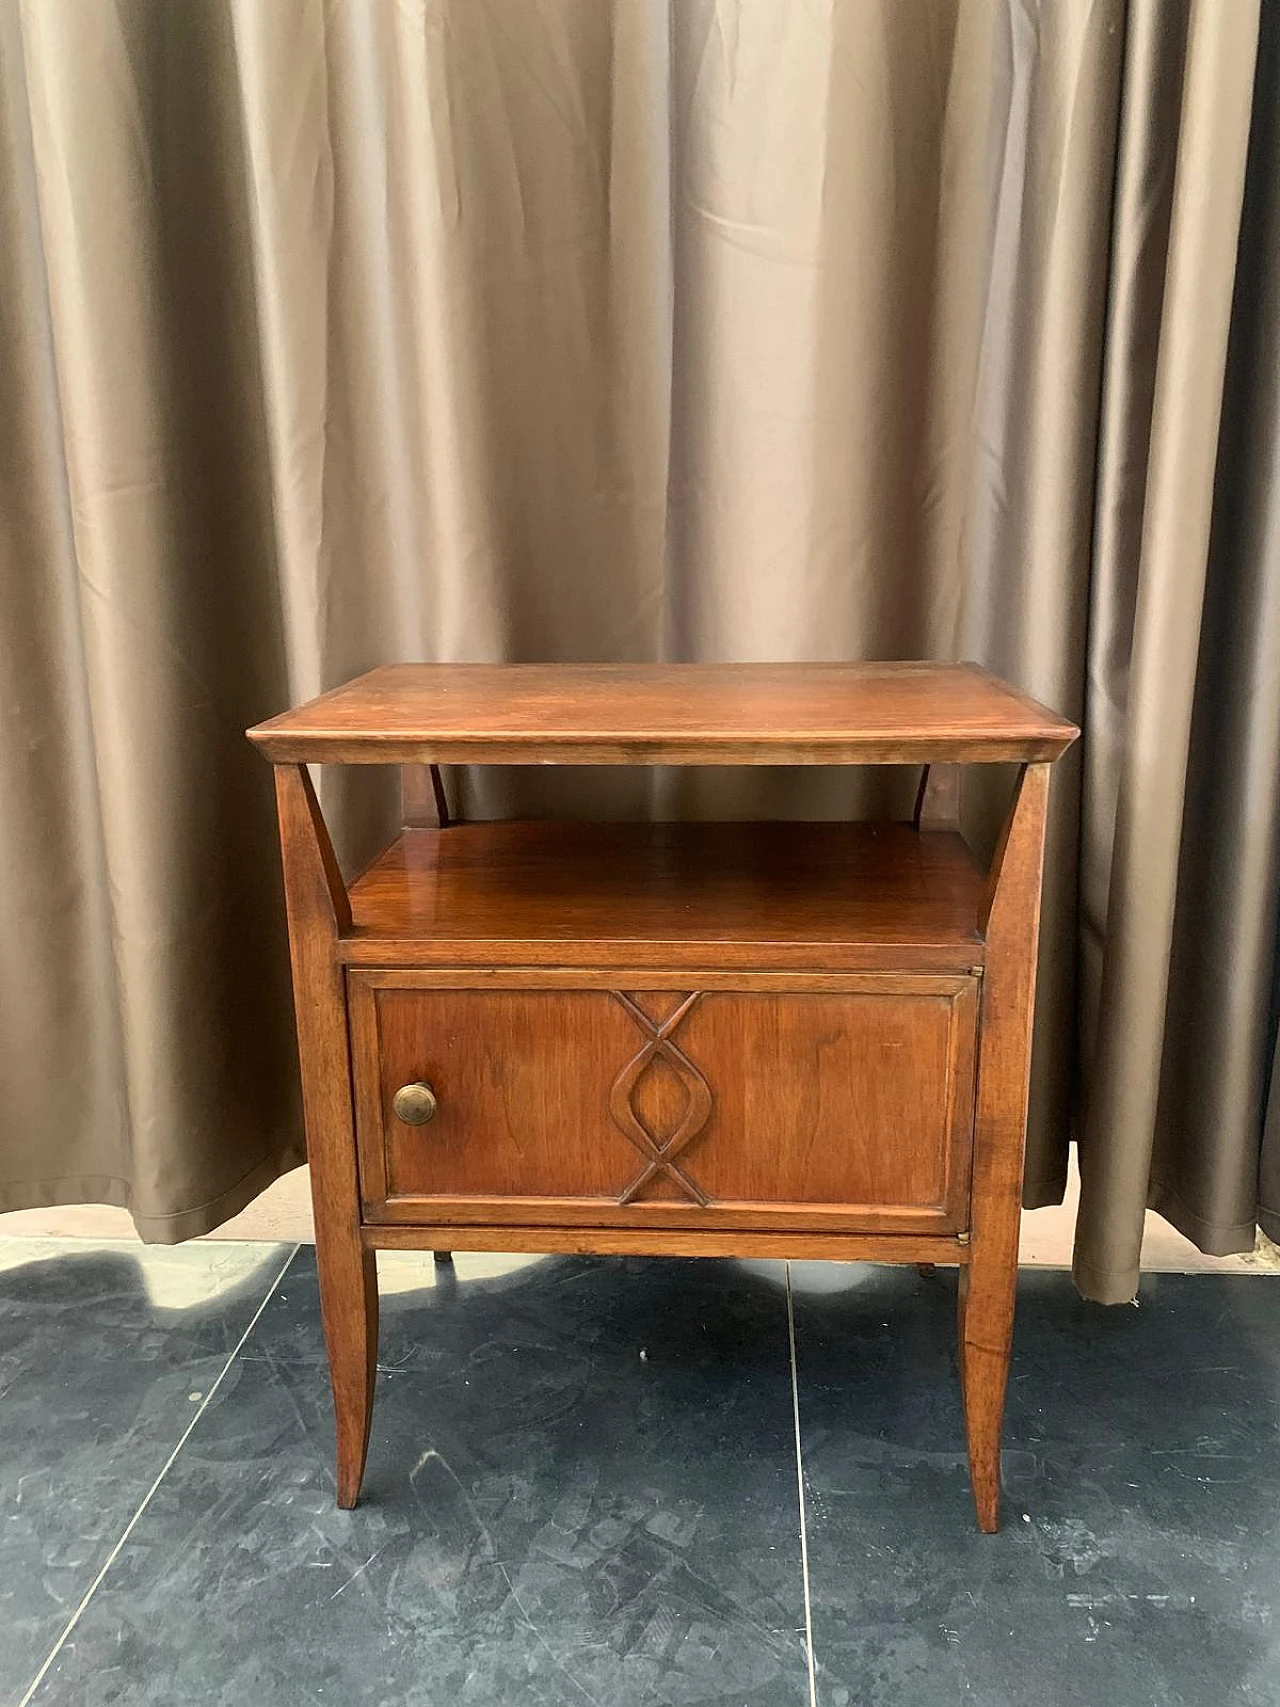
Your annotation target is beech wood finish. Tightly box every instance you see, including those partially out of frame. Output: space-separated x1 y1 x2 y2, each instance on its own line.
249 661 1077 766
341 820 987 971
252 662 1076 1529
349 972 978 1234
271 765 376 1508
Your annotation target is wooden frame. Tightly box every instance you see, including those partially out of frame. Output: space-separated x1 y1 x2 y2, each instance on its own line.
254 662 1074 1530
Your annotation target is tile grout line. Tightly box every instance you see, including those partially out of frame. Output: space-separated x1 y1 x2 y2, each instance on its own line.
16 1243 301 1707
785 1262 819 1707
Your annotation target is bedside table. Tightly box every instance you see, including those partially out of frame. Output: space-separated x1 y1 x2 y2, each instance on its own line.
248 662 1077 1530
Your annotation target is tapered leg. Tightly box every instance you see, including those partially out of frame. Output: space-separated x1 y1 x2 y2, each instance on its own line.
961 762 1052 1534
957 1258 1014 1533
317 1238 379 1508
273 764 378 1510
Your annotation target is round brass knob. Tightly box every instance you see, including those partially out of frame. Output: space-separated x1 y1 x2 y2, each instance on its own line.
392 1081 437 1126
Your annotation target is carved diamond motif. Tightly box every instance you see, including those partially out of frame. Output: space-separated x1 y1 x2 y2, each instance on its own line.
608 991 712 1206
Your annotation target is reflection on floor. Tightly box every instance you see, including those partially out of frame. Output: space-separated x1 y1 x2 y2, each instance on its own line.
1 1238 1277 1707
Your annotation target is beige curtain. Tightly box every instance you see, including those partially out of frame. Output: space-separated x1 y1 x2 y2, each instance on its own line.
1 0 1276 1301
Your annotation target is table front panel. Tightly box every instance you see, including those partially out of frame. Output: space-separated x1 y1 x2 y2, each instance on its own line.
350 970 978 1236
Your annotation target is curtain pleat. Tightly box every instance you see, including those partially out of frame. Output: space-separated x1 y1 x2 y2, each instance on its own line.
4 0 305 1234
1075 0 1263 1299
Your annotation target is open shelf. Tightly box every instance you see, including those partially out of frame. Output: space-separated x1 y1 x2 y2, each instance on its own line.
343 819 987 972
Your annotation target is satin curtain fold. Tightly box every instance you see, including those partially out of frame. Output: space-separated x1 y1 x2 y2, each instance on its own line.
1 0 1275 1300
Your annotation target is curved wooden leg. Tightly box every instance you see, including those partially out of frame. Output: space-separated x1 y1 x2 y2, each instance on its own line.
958 763 1051 1534
319 1239 379 1510
957 1255 1013 1533
274 765 380 1510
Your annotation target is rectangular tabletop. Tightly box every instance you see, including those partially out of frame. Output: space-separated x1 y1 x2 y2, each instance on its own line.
247 661 1078 764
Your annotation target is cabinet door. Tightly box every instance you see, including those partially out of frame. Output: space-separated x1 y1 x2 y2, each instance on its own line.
349 971 978 1235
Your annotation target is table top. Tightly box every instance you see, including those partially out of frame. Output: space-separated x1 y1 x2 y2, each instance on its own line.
247 661 1078 765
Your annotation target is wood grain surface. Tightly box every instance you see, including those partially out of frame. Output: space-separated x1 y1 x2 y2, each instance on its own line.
959 762 1051 1531
348 975 978 1236
343 819 987 972
273 764 376 1509
248 661 1078 764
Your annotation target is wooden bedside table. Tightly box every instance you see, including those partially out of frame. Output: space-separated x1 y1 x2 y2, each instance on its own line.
248 662 1077 1530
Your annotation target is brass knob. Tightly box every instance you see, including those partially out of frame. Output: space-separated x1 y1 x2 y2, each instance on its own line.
392 1081 437 1125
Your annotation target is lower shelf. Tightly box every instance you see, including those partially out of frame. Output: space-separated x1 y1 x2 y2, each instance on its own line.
343 817 987 970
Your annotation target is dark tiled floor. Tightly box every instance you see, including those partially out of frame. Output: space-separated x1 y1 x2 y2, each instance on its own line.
0 1240 295 1698
790 1264 1280 1707
1 1240 1277 1707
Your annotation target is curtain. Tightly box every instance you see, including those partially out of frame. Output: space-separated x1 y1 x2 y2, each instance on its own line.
1 0 1276 1302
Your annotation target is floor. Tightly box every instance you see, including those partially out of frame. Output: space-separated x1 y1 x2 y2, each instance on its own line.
2 1238 1278 1707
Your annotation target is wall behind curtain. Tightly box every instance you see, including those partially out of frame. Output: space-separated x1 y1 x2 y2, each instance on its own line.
1 0 1276 1302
